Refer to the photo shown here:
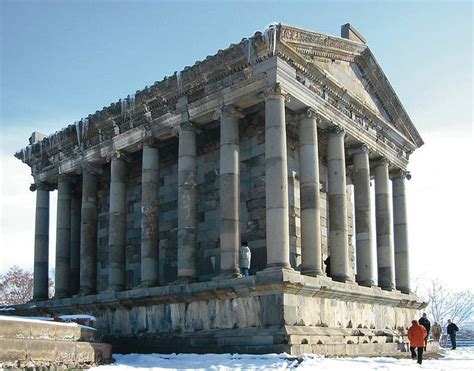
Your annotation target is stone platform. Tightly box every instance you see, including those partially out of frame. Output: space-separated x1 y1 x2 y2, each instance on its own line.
0 315 112 368
10 269 426 356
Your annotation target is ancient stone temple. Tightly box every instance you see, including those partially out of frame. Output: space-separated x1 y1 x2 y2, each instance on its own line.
13 23 425 355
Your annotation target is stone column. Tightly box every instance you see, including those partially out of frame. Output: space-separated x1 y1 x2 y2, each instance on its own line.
392 171 410 294
80 168 98 295
264 84 291 269
70 188 81 295
108 154 127 291
55 177 71 298
219 106 242 277
352 145 375 286
140 145 160 286
374 159 395 290
299 109 323 276
176 122 198 282
33 184 50 301
327 126 350 282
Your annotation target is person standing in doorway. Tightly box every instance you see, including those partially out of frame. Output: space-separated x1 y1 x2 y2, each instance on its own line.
432 322 442 342
407 320 427 365
447 319 459 350
419 313 431 350
240 241 251 277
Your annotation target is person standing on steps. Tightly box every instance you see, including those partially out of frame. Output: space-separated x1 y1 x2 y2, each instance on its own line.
407 319 427 365
447 319 459 350
239 241 251 277
419 312 431 350
432 322 442 342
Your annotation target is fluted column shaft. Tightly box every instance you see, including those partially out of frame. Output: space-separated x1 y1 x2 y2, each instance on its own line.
352 146 375 286
70 190 81 295
177 123 198 281
140 145 160 286
55 178 71 298
264 86 291 269
33 187 50 301
219 106 242 277
299 110 323 276
80 169 98 295
108 156 127 291
327 127 350 282
392 173 410 293
375 160 395 290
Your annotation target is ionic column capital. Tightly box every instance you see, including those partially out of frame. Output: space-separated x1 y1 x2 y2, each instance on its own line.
295 108 322 122
262 83 290 102
328 124 346 137
390 169 411 180
138 135 158 149
81 161 103 176
105 150 126 163
30 182 55 192
171 121 200 137
353 143 370 154
56 174 72 183
373 157 391 168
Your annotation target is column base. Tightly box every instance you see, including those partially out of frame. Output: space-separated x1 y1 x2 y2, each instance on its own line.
54 292 69 300
331 275 352 283
212 271 242 280
397 287 411 295
136 281 159 289
257 266 296 277
171 276 198 285
106 286 125 292
31 296 48 303
301 269 324 277
379 285 396 291
79 289 96 296
357 280 377 288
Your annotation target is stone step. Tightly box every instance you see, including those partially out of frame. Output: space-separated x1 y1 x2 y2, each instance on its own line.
0 338 112 369
0 316 98 342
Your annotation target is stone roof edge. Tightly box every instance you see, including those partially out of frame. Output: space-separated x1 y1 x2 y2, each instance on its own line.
358 47 424 148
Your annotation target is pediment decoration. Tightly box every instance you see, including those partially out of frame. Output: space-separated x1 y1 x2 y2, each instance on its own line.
278 24 423 148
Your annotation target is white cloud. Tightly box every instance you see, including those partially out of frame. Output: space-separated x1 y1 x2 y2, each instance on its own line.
407 128 473 291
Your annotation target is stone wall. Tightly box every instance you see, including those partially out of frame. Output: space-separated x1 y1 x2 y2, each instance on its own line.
92 113 357 289
15 272 424 355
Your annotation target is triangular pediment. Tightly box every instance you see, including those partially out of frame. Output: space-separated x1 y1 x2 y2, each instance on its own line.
278 24 423 148
312 58 392 122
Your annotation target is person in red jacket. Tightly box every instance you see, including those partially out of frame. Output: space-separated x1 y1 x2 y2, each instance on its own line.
407 320 428 364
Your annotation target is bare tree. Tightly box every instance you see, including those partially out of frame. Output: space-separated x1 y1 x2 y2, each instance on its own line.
0 266 55 305
424 279 474 327
0 266 33 305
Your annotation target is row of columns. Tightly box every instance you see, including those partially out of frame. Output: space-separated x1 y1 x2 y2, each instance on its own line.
32 86 411 300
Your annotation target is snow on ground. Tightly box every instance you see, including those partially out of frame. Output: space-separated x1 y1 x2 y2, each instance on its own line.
92 347 474 370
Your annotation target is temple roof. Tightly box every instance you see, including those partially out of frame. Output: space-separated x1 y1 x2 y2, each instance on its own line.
15 23 423 174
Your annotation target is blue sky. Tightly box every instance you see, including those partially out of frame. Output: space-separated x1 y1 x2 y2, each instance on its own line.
0 1 472 291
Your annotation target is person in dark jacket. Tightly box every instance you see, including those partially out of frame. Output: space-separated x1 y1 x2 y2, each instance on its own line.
419 313 431 350
447 319 459 350
324 255 331 277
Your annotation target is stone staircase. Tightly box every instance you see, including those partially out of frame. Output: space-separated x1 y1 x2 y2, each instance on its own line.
0 315 112 368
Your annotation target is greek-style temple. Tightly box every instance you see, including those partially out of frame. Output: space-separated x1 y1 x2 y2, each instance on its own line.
13 23 425 355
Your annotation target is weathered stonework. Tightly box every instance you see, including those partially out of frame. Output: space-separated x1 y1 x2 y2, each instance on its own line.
12 23 425 355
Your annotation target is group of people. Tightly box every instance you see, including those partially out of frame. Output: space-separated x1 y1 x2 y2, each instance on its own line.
408 312 460 364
